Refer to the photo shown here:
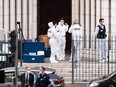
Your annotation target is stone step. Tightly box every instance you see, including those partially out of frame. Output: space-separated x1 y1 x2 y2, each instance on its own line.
57 73 108 77
56 68 115 74
22 59 116 83
23 62 72 68
23 63 116 73
64 77 92 82
82 50 96 55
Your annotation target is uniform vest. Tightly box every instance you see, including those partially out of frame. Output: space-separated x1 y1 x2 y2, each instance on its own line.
97 25 107 39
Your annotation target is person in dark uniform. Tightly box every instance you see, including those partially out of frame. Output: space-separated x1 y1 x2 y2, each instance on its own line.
35 66 51 87
21 67 34 87
95 18 107 63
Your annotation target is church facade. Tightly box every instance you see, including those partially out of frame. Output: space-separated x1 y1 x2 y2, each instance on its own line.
0 0 116 48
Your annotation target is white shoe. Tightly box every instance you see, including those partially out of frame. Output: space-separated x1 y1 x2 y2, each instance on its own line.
57 57 60 60
51 60 58 64
102 59 106 63
99 59 105 63
58 58 65 61
61 58 65 61
57 58 62 61
69 60 72 63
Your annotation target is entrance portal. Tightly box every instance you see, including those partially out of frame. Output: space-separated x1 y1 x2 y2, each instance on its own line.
37 0 72 50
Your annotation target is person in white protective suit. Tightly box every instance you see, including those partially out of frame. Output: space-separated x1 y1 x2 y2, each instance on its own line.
47 22 58 63
57 18 69 61
68 19 82 63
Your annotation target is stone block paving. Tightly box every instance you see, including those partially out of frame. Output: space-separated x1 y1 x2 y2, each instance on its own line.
65 83 87 87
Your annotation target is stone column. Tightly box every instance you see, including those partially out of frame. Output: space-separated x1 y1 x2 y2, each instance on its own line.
80 0 84 31
91 0 96 49
72 0 80 22
96 0 101 25
4 0 9 32
102 0 109 34
91 0 95 36
32 0 37 41
29 0 33 39
17 0 21 23
85 0 90 48
0 0 4 41
22 0 27 39
10 0 15 31
111 0 116 35
0 0 3 29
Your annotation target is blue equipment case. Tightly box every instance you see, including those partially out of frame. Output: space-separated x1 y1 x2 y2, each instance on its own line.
22 42 45 63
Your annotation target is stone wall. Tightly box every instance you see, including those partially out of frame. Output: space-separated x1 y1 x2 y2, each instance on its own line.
72 0 116 36
0 0 37 41
1 0 116 41
72 0 116 48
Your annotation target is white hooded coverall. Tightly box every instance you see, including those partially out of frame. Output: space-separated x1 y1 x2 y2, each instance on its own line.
68 24 82 62
47 22 58 63
57 22 69 60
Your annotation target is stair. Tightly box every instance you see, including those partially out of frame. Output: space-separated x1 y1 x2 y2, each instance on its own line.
22 51 116 83
82 48 116 62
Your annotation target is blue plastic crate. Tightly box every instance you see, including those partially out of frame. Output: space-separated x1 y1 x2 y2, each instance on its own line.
23 55 44 63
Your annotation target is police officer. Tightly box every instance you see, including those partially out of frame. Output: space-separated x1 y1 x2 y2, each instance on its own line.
57 18 69 61
68 19 82 62
35 66 51 87
95 18 107 63
47 22 58 63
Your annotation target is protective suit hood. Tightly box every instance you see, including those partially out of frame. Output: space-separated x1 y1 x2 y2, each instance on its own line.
73 24 81 29
48 22 54 28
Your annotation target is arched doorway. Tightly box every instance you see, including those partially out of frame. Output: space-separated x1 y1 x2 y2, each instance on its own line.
37 0 72 51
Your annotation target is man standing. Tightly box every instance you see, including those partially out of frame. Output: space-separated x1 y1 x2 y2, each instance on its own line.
95 18 107 63
35 66 51 87
68 19 82 62
57 18 69 61
21 67 34 87
47 22 58 63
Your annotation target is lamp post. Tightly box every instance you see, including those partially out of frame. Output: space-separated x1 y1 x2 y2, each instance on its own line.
14 23 19 87
108 0 111 74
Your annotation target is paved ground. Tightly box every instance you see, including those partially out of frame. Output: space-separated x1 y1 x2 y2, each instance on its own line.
65 83 87 87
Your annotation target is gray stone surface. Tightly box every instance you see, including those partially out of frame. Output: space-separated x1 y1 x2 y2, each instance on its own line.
65 83 87 87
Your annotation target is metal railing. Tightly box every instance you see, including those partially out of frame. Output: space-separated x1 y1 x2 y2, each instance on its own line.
72 35 116 83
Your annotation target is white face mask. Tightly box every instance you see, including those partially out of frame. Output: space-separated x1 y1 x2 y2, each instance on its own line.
40 71 42 74
60 22 64 25
27 71 30 73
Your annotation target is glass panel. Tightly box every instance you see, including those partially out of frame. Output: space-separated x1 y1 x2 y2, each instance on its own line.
5 72 14 82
